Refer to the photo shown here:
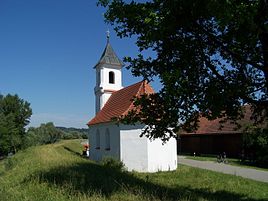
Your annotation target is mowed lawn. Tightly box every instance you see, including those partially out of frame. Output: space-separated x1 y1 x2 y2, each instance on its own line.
0 140 267 201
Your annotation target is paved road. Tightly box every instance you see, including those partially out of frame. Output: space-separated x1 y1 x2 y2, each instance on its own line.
178 156 268 183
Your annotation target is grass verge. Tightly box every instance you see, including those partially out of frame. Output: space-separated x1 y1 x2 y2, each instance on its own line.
0 140 267 201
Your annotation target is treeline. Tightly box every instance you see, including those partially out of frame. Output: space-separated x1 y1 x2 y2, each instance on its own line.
25 123 88 147
25 122 66 147
56 127 88 139
0 94 88 158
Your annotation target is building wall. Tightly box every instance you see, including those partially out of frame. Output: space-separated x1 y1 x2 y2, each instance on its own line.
179 133 243 158
119 124 148 172
88 122 120 161
89 123 178 172
147 137 177 172
120 124 177 172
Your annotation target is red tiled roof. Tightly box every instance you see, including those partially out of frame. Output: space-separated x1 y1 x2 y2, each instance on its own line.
87 81 154 125
182 105 253 135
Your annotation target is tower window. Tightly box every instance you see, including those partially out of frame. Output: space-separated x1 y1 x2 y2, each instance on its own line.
109 71 115 84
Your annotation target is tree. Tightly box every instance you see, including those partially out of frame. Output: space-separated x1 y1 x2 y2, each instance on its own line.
0 114 13 156
25 122 64 145
98 0 268 141
0 94 32 155
243 125 268 167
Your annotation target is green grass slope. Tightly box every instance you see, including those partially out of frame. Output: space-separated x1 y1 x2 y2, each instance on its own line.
0 140 267 201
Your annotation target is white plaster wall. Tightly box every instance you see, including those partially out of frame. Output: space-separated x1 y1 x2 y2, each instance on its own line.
119 124 149 172
88 123 120 161
147 137 177 172
89 123 177 173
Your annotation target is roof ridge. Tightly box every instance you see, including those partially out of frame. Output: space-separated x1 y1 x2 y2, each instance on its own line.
113 80 143 94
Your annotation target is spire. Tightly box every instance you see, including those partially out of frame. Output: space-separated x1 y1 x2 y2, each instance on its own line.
94 31 124 68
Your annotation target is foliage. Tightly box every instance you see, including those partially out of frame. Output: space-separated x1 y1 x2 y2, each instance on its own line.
243 125 268 167
100 157 126 172
62 131 82 139
24 122 64 146
23 125 88 149
0 140 267 201
98 0 268 141
57 127 88 139
0 94 32 156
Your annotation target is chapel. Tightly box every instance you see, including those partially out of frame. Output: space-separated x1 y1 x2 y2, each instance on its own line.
87 34 177 172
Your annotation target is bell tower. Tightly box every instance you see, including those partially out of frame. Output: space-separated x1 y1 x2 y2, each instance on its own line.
94 32 123 114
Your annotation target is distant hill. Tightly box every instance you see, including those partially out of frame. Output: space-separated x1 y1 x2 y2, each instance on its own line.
56 127 89 134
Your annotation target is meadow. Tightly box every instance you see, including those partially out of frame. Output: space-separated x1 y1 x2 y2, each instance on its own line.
0 140 267 201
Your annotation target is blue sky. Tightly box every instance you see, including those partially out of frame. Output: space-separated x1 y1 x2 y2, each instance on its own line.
0 0 159 128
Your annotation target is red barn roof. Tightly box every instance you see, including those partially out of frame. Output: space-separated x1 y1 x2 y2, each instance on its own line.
87 81 154 126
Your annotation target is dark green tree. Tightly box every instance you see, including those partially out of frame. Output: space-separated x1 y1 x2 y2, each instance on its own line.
0 94 32 155
243 125 268 167
98 0 268 141
0 114 13 156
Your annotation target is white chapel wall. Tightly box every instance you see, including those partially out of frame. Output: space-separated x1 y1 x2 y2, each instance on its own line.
89 123 120 161
147 137 177 172
89 123 178 172
119 124 149 172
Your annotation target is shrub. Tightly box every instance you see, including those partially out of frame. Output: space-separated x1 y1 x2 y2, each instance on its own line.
100 157 126 172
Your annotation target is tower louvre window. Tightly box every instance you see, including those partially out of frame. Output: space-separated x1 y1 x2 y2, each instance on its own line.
109 71 115 84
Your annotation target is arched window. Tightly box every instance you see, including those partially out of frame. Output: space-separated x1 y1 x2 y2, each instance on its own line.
96 129 100 149
105 128 110 150
109 71 115 84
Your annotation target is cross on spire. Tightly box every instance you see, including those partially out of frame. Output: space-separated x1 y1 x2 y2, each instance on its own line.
106 29 110 43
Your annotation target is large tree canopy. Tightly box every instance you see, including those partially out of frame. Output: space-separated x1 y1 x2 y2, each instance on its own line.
0 94 32 155
98 0 268 141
